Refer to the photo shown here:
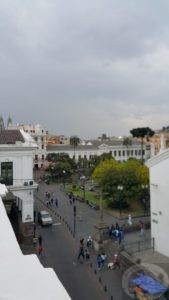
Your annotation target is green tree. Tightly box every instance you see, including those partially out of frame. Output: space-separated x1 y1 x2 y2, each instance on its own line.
92 158 149 209
70 136 80 158
130 127 154 163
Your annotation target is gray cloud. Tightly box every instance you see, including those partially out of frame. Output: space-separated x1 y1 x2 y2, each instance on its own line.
1 0 169 138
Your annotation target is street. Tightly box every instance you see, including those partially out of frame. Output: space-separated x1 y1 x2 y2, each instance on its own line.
34 180 142 300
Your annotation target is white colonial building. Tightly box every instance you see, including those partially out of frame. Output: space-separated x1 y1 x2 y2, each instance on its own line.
8 123 47 168
0 129 38 239
47 139 153 162
146 143 169 257
0 183 70 300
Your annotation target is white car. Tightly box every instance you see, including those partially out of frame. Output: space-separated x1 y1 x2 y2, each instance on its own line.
38 210 53 226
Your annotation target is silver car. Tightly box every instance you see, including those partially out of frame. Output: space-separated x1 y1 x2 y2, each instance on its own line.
38 210 53 226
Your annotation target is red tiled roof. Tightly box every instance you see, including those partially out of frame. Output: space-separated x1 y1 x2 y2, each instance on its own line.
0 130 25 144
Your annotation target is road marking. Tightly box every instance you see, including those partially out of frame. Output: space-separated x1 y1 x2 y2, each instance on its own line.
53 223 62 226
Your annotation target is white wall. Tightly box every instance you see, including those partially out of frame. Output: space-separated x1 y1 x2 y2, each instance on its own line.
0 149 35 223
150 158 169 257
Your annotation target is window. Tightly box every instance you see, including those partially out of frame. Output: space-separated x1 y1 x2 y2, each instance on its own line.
135 150 138 156
114 151 117 157
42 155 44 160
139 150 141 155
41 137 44 142
1 162 13 185
118 150 121 156
131 150 133 156
35 155 38 160
127 150 130 156
42 144 44 149
123 150 125 156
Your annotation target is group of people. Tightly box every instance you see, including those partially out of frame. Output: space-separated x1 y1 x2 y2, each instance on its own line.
67 192 76 205
97 253 107 270
77 238 91 262
109 223 125 244
45 191 58 207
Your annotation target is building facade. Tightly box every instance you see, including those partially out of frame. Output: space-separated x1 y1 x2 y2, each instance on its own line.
8 123 47 168
0 129 37 239
47 139 153 162
146 147 169 257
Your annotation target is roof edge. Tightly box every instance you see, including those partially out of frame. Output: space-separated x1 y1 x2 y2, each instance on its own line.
146 148 169 168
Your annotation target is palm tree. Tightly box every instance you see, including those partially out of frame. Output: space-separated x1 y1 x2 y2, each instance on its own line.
70 136 80 159
130 127 154 163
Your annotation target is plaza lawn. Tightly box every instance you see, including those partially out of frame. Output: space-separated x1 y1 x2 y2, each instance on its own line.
66 185 108 208
66 185 147 217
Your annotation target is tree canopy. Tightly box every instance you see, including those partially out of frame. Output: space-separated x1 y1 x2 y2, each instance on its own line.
92 158 149 208
130 127 154 162
130 127 154 139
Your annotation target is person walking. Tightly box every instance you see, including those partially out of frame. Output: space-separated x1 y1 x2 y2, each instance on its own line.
97 254 102 270
128 214 132 226
139 221 145 236
55 198 58 207
77 238 85 262
101 253 107 268
38 235 42 246
38 244 43 257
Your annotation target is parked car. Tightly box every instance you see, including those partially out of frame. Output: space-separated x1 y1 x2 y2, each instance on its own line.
38 210 53 226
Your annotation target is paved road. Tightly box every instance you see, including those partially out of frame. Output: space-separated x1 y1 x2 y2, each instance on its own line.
35 197 108 300
34 181 140 300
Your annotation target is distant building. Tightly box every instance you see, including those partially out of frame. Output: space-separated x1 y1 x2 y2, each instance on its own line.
0 129 37 240
47 134 69 145
8 123 47 168
47 138 153 162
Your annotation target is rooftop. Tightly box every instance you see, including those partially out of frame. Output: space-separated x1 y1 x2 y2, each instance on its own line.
0 130 25 144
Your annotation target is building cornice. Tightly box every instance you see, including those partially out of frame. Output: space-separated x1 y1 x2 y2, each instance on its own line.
146 148 169 168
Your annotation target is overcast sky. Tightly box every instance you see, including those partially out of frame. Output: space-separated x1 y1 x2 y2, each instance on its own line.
1 0 169 138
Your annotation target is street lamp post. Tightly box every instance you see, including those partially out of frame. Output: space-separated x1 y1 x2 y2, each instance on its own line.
141 184 149 212
80 175 86 202
99 189 103 223
73 205 76 236
117 185 123 217
62 170 66 188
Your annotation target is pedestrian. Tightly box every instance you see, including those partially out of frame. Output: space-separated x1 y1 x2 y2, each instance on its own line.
139 221 145 236
38 235 42 246
101 253 107 268
55 198 58 207
51 198 54 205
86 236 93 249
38 244 43 257
85 249 90 261
128 214 132 226
115 222 120 230
112 253 120 269
77 239 85 262
97 254 102 270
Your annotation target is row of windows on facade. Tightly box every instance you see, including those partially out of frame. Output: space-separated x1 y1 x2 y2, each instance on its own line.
35 155 45 160
34 149 145 161
25 129 45 134
77 149 145 159
34 137 45 142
